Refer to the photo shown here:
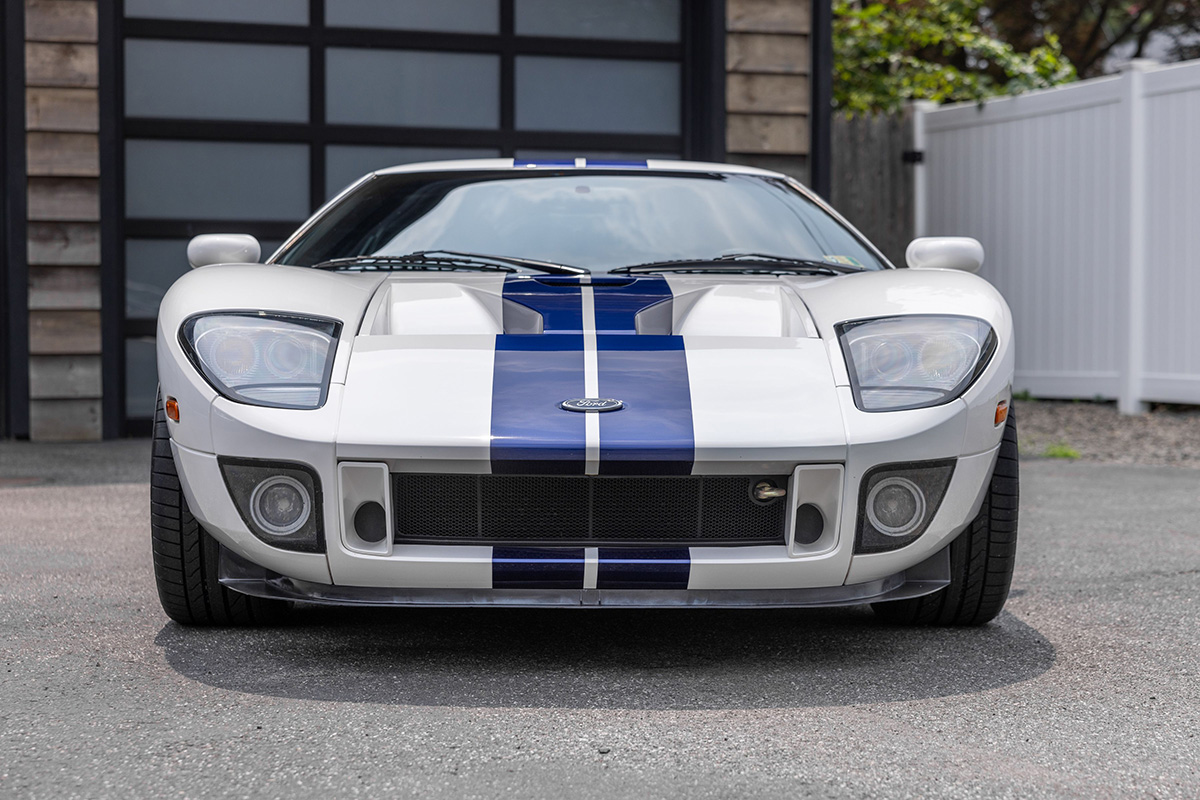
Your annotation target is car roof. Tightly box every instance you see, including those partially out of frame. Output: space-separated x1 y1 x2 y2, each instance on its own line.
371 157 789 180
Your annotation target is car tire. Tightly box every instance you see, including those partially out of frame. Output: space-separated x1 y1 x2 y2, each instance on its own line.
150 388 288 626
872 412 1019 626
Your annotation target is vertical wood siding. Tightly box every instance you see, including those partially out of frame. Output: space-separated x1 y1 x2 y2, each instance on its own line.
725 0 811 180
830 108 913 266
24 0 102 440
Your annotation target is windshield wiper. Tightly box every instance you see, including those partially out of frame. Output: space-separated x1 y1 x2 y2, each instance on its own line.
312 250 588 275
611 253 858 276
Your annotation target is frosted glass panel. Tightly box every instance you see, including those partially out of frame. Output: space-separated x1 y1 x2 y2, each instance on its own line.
125 338 158 419
126 238 281 317
125 40 307 122
516 57 680 134
327 49 499 129
327 145 501 196
126 240 190 319
516 0 679 41
124 0 307 24
125 140 310 220
327 0 499 33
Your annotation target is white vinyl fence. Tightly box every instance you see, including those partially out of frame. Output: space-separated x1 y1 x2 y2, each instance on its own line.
915 59 1200 412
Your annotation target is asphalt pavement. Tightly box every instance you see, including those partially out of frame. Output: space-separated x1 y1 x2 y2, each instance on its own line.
0 442 1196 799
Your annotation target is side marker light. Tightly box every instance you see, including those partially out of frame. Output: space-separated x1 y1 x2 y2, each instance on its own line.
165 397 180 422
995 400 1009 427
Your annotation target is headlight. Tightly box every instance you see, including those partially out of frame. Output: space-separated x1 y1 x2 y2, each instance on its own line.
837 315 995 412
180 312 341 409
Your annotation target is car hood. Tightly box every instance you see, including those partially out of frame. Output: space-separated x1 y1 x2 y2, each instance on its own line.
335 274 849 470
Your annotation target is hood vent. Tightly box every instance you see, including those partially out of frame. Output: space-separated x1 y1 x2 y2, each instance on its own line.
362 277 814 338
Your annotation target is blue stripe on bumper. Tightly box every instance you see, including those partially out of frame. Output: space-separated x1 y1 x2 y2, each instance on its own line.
596 548 691 589
492 547 586 589
491 547 691 590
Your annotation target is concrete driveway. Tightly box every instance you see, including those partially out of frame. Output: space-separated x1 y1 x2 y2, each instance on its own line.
1 442 1196 798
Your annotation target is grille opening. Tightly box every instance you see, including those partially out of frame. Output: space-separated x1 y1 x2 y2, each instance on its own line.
393 474 789 547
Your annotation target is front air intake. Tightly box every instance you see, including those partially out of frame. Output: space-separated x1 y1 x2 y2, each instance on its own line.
392 474 790 547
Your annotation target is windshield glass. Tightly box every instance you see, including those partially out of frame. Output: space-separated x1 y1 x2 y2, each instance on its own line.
273 170 889 271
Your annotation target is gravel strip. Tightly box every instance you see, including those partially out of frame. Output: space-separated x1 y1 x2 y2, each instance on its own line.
1015 399 1200 468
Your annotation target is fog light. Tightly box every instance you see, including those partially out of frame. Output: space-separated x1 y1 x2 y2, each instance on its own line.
866 476 925 537
855 459 955 554
250 475 311 536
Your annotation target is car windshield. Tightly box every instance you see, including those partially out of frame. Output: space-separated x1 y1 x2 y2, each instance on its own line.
272 170 889 272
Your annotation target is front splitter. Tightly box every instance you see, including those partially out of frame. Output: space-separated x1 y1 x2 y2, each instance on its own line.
218 544 950 608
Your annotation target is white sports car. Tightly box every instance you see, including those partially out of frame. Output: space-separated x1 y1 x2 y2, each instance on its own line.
152 158 1017 627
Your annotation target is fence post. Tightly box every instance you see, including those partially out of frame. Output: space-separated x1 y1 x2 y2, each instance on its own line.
1120 60 1156 415
910 101 937 241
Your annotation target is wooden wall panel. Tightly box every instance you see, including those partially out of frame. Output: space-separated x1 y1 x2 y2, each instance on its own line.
727 33 809 74
29 310 101 354
830 110 914 266
25 42 97 88
25 0 97 43
23 1 105 439
725 0 811 180
29 398 101 441
29 354 101 399
727 113 809 154
28 266 101 309
728 73 810 114
26 130 99 176
26 87 98 131
728 0 811 34
27 176 99 221
26 221 99 264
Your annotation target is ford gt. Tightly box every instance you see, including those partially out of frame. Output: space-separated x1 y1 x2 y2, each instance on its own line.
151 158 1017 626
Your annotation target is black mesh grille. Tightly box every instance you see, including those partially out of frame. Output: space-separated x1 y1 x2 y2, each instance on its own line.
393 474 789 546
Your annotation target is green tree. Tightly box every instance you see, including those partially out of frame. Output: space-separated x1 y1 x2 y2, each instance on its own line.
988 0 1200 78
835 0 1076 114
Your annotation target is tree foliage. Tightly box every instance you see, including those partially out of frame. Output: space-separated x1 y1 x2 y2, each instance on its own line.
987 0 1200 78
835 0 1077 114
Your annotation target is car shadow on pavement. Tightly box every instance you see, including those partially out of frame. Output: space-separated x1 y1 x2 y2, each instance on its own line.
154 605 1054 709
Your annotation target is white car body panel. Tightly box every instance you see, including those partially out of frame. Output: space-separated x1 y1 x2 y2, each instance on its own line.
156 159 1015 607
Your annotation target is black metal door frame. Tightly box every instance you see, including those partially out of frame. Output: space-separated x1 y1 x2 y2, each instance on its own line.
2 0 29 439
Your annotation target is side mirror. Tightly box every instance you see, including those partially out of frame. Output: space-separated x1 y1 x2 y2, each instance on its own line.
905 237 984 273
187 234 261 269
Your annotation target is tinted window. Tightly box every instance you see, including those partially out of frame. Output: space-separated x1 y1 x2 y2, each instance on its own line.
274 171 887 271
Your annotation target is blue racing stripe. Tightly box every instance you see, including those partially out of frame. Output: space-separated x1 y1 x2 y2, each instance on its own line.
491 277 587 473
596 548 690 589
586 159 648 168
490 340 586 473
592 276 693 475
490 275 693 476
504 277 585 333
591 275 672 334
515 159 576 168
596 339 694 475
493 547 585 589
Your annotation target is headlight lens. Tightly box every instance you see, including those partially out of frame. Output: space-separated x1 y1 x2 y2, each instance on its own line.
181 313 341 409
838 315 995 411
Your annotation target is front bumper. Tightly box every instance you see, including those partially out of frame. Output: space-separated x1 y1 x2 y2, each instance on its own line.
171 412 1000 601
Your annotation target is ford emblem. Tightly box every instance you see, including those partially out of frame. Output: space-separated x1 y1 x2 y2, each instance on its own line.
560 398 624 413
